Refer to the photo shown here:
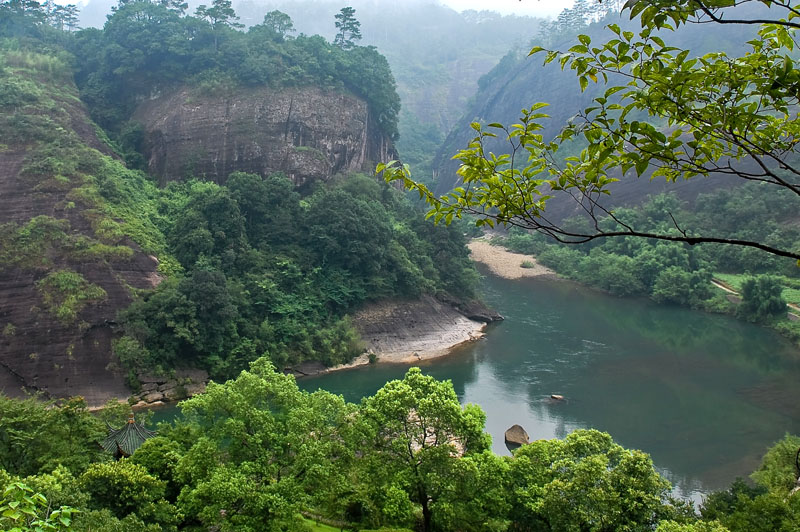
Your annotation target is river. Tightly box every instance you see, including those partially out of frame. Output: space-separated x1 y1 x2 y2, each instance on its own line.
298 272 800 501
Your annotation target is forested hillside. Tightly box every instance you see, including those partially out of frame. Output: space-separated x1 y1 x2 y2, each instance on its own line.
432 3 763 203
75 0 545 181
3 1 800 531
0 0 479 398
0 41 169 403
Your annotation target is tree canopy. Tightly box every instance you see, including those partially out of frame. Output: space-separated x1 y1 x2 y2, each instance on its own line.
7 363 800 531
334 6 362 50
381 0 800 262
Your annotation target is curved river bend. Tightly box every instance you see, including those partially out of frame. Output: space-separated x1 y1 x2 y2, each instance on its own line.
299 273 800 501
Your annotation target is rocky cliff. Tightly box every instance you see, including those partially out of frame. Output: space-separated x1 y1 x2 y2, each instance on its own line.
135 86 396 187
0 52 163 404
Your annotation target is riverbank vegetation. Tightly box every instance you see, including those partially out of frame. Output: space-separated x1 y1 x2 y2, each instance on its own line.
116 172 478 382
2 362 799 531
494 185 800 346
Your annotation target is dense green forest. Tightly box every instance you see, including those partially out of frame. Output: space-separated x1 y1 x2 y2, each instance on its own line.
116 172 478 381
3 0 800 531
3 362 800 532
0 0 481 384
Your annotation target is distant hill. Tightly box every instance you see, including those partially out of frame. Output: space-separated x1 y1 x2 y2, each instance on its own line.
432 7 765 218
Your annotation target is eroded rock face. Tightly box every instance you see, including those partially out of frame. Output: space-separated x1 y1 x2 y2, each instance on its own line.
0 72 161 406
135 86 396 187
0 255 160 405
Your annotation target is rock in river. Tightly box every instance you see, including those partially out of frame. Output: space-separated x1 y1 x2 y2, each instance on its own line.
504 424 530 447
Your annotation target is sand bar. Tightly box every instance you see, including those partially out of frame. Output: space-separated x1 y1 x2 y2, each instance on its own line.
468 239 555 279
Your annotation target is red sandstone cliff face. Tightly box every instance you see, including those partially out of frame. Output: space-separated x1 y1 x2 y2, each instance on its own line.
135 86 396 187
0 64 161 405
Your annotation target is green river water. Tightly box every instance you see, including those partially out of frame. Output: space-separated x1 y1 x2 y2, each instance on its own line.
152 271 800 502
298 272 800 501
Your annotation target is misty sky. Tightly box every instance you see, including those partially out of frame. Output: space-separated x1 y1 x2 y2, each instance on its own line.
62 0 574 19
440 0 572 18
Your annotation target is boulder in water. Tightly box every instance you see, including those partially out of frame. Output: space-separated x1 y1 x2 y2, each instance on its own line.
504 424 530 447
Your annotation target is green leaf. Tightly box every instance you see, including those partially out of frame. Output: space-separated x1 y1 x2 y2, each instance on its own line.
635 158 649 176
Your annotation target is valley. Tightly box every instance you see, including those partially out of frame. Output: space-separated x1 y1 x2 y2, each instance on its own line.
2 1 800 531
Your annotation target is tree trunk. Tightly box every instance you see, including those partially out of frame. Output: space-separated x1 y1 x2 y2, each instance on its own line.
419 486 432 532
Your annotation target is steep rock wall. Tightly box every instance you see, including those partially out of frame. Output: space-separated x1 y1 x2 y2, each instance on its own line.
136 86 396 186
0 61 161 405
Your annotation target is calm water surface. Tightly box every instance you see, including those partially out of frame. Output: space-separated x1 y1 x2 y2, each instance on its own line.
299 273 800 500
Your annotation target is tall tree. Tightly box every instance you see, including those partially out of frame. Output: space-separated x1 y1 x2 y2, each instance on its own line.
357 367 491 532
261 9 294 40
195 0 242 51
381 0 800 262
62 3 78 31
508 429 676 530
176 358 355 530
334 6 361 50
737 275 787 322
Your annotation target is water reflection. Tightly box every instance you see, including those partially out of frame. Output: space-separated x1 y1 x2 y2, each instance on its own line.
301 273 800 498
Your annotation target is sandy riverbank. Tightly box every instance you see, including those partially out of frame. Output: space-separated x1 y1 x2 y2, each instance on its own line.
313 296 489 375
468 239 555 280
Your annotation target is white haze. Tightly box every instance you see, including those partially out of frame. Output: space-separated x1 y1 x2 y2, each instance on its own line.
439 0 572 18
61 0 571 28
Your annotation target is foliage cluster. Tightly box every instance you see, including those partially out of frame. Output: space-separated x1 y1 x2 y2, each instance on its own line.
498 185 800 331
118 173 478 379
0 481 78 532
2 363 799 531
36 270 107 325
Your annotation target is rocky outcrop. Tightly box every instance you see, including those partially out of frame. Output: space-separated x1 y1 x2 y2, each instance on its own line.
130 369 208 408
135 86 396 187
504 424 530 447
350 295 491 363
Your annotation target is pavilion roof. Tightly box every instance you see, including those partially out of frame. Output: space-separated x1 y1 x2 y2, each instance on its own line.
101 413 156 458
